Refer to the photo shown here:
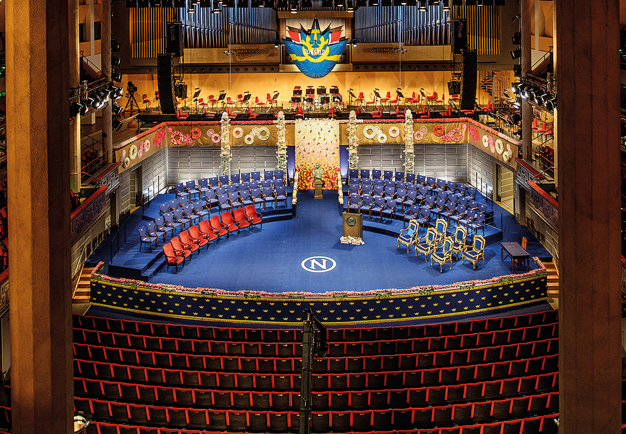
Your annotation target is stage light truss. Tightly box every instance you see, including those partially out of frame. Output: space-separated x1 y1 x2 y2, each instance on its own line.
69 79 123 119
512 76 557 113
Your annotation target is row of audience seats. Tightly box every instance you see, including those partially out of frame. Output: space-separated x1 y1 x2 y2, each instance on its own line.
174 171 285 201
161 207 262 272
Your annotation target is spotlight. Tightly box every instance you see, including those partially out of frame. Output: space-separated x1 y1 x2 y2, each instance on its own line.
510 49 522 60
112 56 122 67
290 0 297 12
352 39 358 47
545 97 556 111
512 32 521 45
370 0 378 6
400 0 407 4
70 101 83 118
112 102 124 117
513 64 521 77
83 96 94 111
212 0 221 12
274 40 280 48
442 0 449 10
347 0 354 10
111 40 121 52
418 0 426 11
188 3 195 12
112 72 123 82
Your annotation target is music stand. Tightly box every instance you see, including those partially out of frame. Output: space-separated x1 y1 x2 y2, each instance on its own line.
293 87 302 96
242 92 251 109
217 91 226 111
348 88 357 107
192 88 201 111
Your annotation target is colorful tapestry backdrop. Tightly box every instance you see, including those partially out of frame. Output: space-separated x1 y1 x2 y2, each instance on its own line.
295 119 340 190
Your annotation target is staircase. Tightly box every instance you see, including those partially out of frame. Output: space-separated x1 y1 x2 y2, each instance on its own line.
544 261 559 298
73 266 95 304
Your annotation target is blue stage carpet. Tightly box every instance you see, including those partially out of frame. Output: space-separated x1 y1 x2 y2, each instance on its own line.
144 190 550 295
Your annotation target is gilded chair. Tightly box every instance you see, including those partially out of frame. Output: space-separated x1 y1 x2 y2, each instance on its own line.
431 237 454 272
450 226 468 260
415 228 438 261
433 218 448 245
397 220 419 253
462 235 486 270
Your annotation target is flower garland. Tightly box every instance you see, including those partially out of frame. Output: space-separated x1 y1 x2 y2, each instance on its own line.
276 111 287 175
388 126 400 138
258 127 271 141
292 171 299 205
232 127 244 139
495 138 504 154
404 109 415 175
181 134 193 146
488 136 495 153
220 112 230 176
142 139 150 152
170 129 184 145
337 174 343 205
413 125 427 141
469 124 480 142
433 124 445 137
154 128 166 148
482 135 490 148
340 236 364 245
442 128 463 142
129 144 138 160
348 110 359 171
377 132 388 144
206 128 215 137
191 127 202 140
363 125 378 140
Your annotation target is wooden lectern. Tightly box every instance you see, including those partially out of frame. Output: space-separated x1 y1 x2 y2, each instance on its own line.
314 183 323 199
342 212 363 238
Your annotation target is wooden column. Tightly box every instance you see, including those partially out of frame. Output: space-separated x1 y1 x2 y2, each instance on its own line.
556 0 621 433
69 0 81 193
520 0 532 160
5 0 73 433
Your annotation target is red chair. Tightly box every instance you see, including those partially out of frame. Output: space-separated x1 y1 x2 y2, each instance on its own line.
254 96 266 112
209 216 228 240
198 98 208 113
164 241 189 271
295 106 304 118
232 208 251 231
380 91 391 109
440 106 452 118
266 92 277 111
188 225 209 250
355 92 365 109
247 106 259 119
225 108 237 120
198 220 219 242
419 109 431 119
371 108 383 119
220 211 240 236
142 94 151 111
176 108 189 120
207 94 217 110
244 205 262 228
178 231 200 256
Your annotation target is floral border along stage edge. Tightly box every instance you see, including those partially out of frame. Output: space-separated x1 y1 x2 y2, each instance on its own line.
295 119 340 190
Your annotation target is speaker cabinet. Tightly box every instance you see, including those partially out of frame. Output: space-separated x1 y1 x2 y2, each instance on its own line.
342 212 363 239
166 22 183 57
451 19 467 55
460 50 477 111
157 54 176 114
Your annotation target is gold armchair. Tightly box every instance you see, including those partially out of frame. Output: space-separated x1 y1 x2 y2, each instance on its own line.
462 235 486 270
397 220 419 253
451 226 468 260
431 237 454 272
415 227 439 261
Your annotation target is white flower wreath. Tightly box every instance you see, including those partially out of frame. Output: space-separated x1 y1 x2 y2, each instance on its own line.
232 127 244 139
212 133 221 144
206 129 215 137
258 127 271 141
143 140 150 152
129 144 138 160
363 125 378 140
377 132 388 143
502 151 510 162
123 157 130 168
495 139 504 154
482 135 490 147
388 126 400 138
244 135 254 145
251 127 260 136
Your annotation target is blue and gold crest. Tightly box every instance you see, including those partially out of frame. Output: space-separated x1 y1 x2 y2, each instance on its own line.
283 18 348 79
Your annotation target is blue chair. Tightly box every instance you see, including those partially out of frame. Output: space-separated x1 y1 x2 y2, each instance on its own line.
381 197 396 222
163 212 183 234
240 187 254 206
433 197 447 219
183 204 200 226
260 180 272 189
449 204 467 227
219 175 230 186
173 208 191 229
359 195 375 215
447 181 457 192
360 169 370 179
185 180 200 200
439 200 457 224
264 170 274 180
226 185 238 194
432 178 446 196
275 186 288 207
218 193 232 212
174 183 189 201
403 204 422 226
373 179 384 187
477 203 488 213
348 169 358 179
250 188 264 208
251 171 261 183
372 170 382 180
349 184 360 195
369 196 386 221
438 190 449 200
361 183 373 196
138 226 158 252
395 171 404 183
396 182 407 190
459 208 477 228
405 173 416 184
168 199 179 211
241 172 251 183
262 186 276 209
373 185 384 198
274 179 284 188
397 219 419 253
159 203 169 215
415 228 438 261
462 235 486 269
349 177 360 185
177 197 189 208
394 188 407 208
145 222 161 241
205 188 219 208
416 174 426 185
198 178 211 197
153 217 174 240
457 184 467 195
433 218 448 245
192 200 210 221
230 174 240 185
426 176 437 189
215 186 226 196
403 190 418 210
208 176 219 188
421 196 436 210
449 193 461 203
468 212 486 236
228 191 243 209
466 186 477 199
414 207 431 231
384 186 395 198
431 237 454 272
451 225 468 260
416 185 429 202
383 170 394 181
239 182 251 191
275 170 284 180
347 194 361 213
